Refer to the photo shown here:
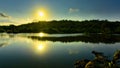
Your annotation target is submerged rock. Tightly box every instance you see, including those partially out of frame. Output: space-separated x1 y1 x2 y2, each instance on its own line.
74 50 120 68
113 50 120 63
74 59 89 68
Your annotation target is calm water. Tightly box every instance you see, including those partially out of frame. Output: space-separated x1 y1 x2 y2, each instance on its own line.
0 33 120 68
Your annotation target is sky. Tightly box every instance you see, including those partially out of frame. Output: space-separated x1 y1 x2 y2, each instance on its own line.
0 0 120 25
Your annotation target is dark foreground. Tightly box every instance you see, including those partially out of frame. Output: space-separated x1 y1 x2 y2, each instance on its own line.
75 50 120 68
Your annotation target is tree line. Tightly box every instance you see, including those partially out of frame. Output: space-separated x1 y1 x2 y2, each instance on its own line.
0 20 120 34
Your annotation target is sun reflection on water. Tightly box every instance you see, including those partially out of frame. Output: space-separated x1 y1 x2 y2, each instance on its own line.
39 32 44 37
38 32 49 37
35 42 45 51
33 41 48 55
37 44 44 50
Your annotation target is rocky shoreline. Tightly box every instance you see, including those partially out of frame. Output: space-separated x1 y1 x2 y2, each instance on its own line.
74 50 120 68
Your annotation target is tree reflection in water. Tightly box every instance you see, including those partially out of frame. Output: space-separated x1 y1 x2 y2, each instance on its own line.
28 34 120 44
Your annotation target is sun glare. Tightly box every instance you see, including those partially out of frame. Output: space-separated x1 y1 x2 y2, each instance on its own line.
39 32 44 37
32 40 49 54
37 44 44 50
33 8 50 21
38 12 44 17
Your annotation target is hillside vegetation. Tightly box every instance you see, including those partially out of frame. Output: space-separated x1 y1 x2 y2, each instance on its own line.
0 20 120 34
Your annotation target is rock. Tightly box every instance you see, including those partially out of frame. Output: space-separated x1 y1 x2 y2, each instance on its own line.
74 50 120 68
74 59 89 68
113 50 120 63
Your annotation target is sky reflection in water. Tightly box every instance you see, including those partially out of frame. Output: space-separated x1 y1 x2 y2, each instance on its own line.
0 33 120 68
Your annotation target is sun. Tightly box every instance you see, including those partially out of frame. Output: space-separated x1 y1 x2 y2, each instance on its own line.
38 11 44 17
34 8 49 21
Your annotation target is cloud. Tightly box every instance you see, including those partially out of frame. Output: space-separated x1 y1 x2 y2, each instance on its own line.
0 18 21 25
0 13 10 18
0 12 33 25
69 8 79 13
0 12 19 25
0 17 33 25
0 19 14 23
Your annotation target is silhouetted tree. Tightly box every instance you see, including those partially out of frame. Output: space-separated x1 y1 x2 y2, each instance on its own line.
0 20 120 34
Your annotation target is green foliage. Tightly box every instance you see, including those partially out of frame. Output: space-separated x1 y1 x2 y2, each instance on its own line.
0 20 120 34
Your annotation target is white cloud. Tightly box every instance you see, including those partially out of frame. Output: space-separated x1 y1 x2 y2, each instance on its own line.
0 13 10 18
0 12 14 25
69 8 79 13
0 12 33 25
0 19 14 23
0 18 19 25
0 18 33 25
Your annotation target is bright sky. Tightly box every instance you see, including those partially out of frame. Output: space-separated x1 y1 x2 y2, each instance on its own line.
0 0 120 25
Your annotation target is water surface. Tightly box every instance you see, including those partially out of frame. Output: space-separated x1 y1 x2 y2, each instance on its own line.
0 33 120 68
